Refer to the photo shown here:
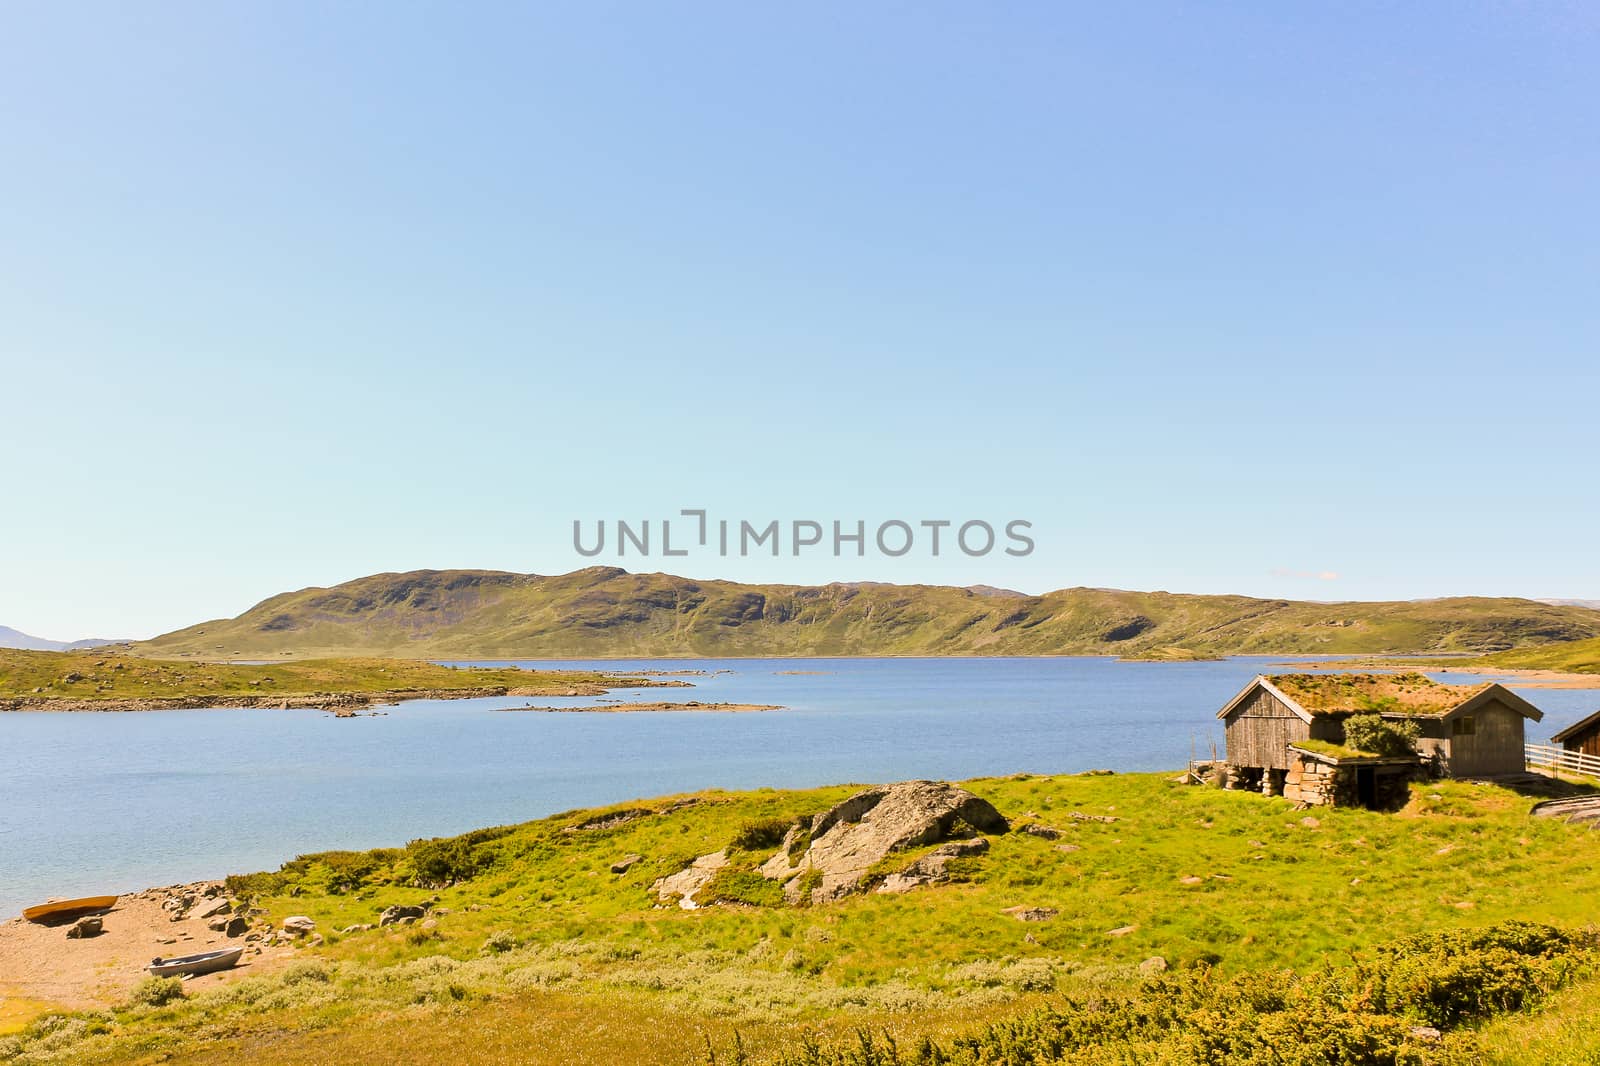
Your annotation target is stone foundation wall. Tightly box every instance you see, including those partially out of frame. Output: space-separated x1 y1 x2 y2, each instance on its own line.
1283 754 1340 806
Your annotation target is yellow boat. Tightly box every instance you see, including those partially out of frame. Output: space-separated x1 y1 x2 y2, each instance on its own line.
22 895 118 923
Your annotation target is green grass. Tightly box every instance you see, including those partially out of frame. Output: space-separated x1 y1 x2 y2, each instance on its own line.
9 772 1600 1065
127 566 1600 659
1475 635 1600 674
0 648 642 704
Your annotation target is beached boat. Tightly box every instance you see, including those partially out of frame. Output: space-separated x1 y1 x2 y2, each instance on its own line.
22 895 118 923
145 946 244 978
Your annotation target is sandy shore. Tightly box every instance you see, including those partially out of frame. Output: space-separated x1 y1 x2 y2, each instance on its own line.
496 700 785 713
0 882 297 1020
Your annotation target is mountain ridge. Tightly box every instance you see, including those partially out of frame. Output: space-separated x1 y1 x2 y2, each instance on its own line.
132 567 1600 660
0 625 128 652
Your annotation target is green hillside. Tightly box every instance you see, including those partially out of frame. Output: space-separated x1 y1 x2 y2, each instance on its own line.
1475 636 1600 674
7 773 1600 1065
133 567 1600 660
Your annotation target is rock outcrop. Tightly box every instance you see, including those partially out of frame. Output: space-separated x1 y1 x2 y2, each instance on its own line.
761 781 1008 903
650 850 729 909
875 838 989 894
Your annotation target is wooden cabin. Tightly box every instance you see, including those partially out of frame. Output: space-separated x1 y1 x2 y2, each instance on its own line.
1216 673 1545 807
1551 708 1600 758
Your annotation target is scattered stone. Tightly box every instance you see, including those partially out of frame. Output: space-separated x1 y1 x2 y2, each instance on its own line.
610 854 643 874
1138 956 1168 975
1083 769 1116 776
1299 816 1321 829
1409 1026 1443 1043
565 807 657 833
1453 900 1476 910
340 924 374 934
1020 824 1064 840
1106 924 1138 937
281 915 316 935
1248 840 1265 848
1003 906 1058 922
419 918 438 930
195 898 232 919
1068 811 1118 824
66 916 103 939
1054 843 1082 853
378 905 427 927
1179 875 1204 885
1435 844 1455 856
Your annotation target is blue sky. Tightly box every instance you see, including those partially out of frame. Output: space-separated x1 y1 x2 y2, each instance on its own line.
2 2 1597 639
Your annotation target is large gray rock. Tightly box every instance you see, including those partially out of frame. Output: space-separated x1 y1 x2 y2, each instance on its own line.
378 904 427 927
762 781 1007 903
650 850 729 910
66 916 103 938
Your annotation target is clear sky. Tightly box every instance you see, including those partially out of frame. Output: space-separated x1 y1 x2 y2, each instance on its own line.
2 3 1597 640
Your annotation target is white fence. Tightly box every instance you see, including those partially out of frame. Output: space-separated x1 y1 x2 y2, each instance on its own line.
1526 743 1600 781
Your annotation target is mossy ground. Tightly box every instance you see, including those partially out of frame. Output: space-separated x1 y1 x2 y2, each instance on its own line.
6 772 1600 1064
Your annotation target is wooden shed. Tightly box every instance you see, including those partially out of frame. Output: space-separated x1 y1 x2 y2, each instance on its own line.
1217 673 1545 804
1550 708 1600 759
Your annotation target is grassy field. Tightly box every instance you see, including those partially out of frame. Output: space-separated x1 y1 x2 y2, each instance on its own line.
0 648 644 705
130 566 1600 660
5 772 1600 1065
1475 636 1600 674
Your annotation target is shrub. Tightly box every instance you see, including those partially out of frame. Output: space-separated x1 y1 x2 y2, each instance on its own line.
1344 714 1421 757
405 826 513 886
481 930 519 955
127 976 185 1008
698 868 786 908
281 961 333 986
730 817 791 852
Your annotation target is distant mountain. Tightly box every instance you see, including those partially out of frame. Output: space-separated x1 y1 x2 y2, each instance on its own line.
0 626 127 652
132 567 1600 660
1537 599 1600 611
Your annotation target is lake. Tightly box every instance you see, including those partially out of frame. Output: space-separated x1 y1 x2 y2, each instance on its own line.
2 656 1594 918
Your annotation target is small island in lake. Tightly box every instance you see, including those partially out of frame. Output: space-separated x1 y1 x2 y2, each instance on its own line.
497 700 785 713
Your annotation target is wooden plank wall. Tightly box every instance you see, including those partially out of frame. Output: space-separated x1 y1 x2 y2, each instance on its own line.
1225 686 1309 770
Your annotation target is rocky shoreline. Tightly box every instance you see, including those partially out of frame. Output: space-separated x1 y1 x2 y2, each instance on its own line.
496 700 784 714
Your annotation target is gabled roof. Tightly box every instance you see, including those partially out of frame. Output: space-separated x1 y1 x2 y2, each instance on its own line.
1551 707 1600 745
1216 675 1313 722
1217 673 1544 722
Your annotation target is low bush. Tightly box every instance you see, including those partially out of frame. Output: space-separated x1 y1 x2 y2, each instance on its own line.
730 817 792 852
747 921 1593 1066
1344 713 1421 757
127 976 185 1008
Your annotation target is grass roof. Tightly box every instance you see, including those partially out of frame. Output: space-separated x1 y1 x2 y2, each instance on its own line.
1268 672 1489 717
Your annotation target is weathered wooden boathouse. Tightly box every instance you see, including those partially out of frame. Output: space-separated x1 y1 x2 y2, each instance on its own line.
1216 673 1545 808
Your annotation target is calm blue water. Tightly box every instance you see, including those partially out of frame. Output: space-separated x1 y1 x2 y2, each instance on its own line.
1 656 1594 918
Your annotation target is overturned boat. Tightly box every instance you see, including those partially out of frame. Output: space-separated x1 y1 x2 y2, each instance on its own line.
22 895 118 923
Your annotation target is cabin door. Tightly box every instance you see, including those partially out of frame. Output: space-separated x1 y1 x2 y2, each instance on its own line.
1356 766 1376 809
